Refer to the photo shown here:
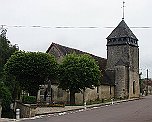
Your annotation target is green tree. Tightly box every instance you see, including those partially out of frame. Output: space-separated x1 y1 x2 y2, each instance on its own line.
58 53 101 105
0 28 18 79
4 51 58 97
3 76 21 101
0 81 11 111
0 28 19 102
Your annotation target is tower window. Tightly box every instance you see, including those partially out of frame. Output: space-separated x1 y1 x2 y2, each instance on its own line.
118 38 121 41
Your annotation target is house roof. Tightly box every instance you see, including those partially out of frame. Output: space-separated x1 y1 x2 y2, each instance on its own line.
107 20 138 40
47 43 114 86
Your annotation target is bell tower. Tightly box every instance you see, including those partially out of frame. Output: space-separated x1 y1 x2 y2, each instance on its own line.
106 19 140 98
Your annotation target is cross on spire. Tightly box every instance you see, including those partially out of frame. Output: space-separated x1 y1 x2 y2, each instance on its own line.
122 1 125 20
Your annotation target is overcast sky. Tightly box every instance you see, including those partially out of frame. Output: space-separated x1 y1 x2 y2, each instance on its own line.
0 0 152 78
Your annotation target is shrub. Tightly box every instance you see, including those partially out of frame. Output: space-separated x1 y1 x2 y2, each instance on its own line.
22 96 36 104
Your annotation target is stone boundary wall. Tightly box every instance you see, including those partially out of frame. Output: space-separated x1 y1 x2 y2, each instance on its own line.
15 101 36 118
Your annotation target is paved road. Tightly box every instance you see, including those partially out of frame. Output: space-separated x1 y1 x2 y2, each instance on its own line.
22 96 152 122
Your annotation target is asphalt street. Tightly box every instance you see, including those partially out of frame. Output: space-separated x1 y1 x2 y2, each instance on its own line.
22 95 152 122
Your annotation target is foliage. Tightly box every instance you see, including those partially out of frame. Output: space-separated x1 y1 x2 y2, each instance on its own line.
58 53 101 104
3 76 21 101
4 51 58 97
22 96 36 104
0 28 19 101
0 28 18 79
0 81 12 111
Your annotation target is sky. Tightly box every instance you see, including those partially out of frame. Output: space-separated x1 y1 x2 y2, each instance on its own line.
0 0 152 78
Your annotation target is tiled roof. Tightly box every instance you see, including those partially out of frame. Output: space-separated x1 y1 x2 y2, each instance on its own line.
107 20 138 40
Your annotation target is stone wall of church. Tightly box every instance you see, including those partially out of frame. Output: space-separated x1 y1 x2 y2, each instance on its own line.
128 46 139 72
98 85 114 99
129 71 140 98
128 46 140 98
107 44 139 98
48 45 64 63
51 85 69 102
106 45 129 70
40 84 114 105
75 85 115 104
51 85 114 104
114 66 128 98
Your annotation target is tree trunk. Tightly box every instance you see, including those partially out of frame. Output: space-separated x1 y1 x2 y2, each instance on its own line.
70 90 75 105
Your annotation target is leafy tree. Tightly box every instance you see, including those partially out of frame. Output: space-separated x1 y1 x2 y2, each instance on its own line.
3 76 21 101
0 28 19 105
0 28 18 79
58 53 101 105
0 81 11 111
4 51 58 97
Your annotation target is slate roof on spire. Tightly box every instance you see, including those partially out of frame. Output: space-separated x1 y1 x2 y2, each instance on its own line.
107 20 138 40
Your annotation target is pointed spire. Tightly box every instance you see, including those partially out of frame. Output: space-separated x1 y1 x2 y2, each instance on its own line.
106 20 138 47
107 20 137 40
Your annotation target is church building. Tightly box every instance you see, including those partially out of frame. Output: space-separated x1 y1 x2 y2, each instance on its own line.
44 19 140 104
106 19 140 98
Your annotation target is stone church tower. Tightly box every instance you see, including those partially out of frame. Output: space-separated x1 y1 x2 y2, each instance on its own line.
106 19 140 99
